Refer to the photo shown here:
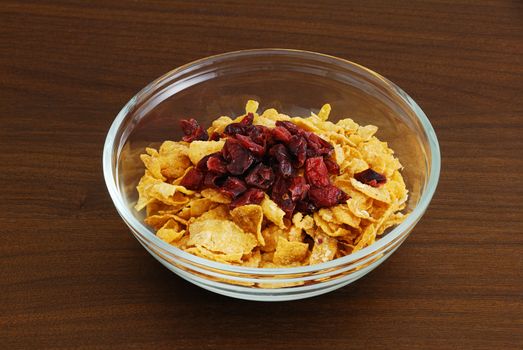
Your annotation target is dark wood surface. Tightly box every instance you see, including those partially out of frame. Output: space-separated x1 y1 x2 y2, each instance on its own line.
1 1 522 349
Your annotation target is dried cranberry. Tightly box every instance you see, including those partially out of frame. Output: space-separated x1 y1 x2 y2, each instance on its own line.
223 113 254 136
245 163 275 190
295 200 317 214
309 185 348 208
275 121 301 135
203 172 223 188
288 135 307 167
288 176 310 202
354 168 387 187
239 113 254 126
272 126 292 143
208 131 221 141
305 157 330 187
219 177 247 198
323 156 340 175
235 134 265 156
179 168 204 190
339 190 350 202
227 155 255 175
271 192 295 217
269 144 293 178
206 155 227 174
222 138 255 175
270 175 295 217
196 154 213 171
305 132 333 157
224 123 248 136
278 160 293 178
278 196 296 217
309 132 333 150
248 125 271 146
180 118 208 142
230 188 265 208
271 174 287 199
269 144 290 159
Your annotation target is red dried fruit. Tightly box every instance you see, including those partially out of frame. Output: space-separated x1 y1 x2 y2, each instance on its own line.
309 132 333 150
276 121 301 135
224 123 247 136
206 154 227 174
323 156 340 175
239 113 254 126
219 177 247 198
196 154 212 171
288 176 310 201
248 125 271 146
305 132 333 157
270 175 295 217
288 135 307 167
179 168 204 190
295 200 317 214
236 134 265 156
308 185 348 208
305 157 330 187
180 118 208 142
354 168 387 187
278 196 296 217
222 138 255 175
203 172 223 188
272 126 292 143
270 174 287 199
230 188 265 208
245 163 275 190
269 144 293 178
223 113 254 136
208 131 221 141
338 188 350 202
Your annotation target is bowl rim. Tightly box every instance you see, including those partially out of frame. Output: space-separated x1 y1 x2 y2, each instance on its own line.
103 48 441 276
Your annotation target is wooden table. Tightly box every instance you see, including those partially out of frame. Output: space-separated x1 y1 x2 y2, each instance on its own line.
2 1 522 348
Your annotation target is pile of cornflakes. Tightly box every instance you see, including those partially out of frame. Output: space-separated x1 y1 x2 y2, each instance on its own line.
135 101 408 267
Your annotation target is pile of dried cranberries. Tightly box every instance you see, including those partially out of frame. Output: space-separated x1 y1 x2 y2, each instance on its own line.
180 113 350 217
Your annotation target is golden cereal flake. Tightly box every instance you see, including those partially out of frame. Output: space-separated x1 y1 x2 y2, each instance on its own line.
261 195 286 229
188 140 225 165
158 141 192 179
310 233 338 265
156 219 185 243
261 225 287 253
317 103 331 121
273 237 309 265
135 172 193 211
200 188 232 204
208 116 234 135
188 198 216 218
330 204 361 229
188 219 257 255
231 204 264 246
140 153 164 180
350 177 392 203
185 245 244 263
245 99 259 114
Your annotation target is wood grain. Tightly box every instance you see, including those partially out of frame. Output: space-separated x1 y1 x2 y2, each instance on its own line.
1 1 522 349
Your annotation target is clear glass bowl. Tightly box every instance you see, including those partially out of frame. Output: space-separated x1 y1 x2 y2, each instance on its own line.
103 49 440 301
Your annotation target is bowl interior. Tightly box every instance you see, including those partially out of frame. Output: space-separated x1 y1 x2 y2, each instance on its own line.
111 50 433 237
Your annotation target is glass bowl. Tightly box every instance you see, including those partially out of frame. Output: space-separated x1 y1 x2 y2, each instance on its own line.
103 49 440 301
